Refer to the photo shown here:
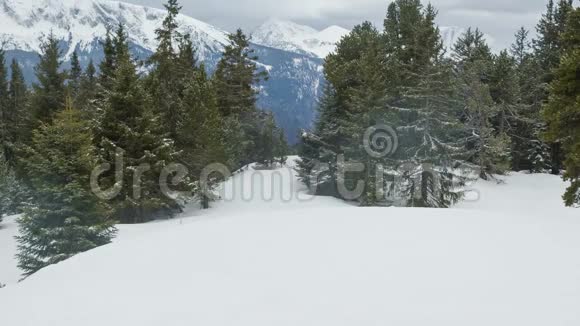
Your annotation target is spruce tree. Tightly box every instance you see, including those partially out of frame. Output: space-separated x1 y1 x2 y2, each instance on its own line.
148 0 186 140
69 50 82 99
274 128 289 166
98 27 117 95
534 0 574 174
76 59 99 119
30 32 66 124
510 28 551 172
0 49 10 164
16 98 116 277
543 7 580 207
380 1 470 207
98 25 183 223
214 29 267 117
298 22 375 199
178 66 226 209
214 29 268 169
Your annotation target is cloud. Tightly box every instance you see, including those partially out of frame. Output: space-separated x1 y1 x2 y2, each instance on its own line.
129 0 549 50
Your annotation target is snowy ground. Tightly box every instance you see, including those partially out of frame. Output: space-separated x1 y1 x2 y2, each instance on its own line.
0 158 579 325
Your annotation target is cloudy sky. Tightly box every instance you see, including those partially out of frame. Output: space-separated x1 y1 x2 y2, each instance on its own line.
130 0 550 50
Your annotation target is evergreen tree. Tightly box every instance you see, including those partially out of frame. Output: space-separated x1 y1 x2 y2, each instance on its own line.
30 32 66 124
459 60 511 179
99 27 117 94
534 0 574 174
178 66 226 209
5 58 31 200
255 112 280 168
510 28 551 172
0 49 10 164
214 29 267 117
274 128 289 166
1 56 29 169
381 1 470 207
16 98 116 277
300 2 472 207
98 25 183 223
543 7 580 206
452 28 493 65
214 29 268 169
69 50 82 98
76 59 99 119
299 23 380 199
148 0 186 139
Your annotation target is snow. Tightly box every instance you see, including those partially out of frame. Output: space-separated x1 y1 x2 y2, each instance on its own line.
0 158 579 325
0 0 229 59
0 214 20 285
252 19 349 58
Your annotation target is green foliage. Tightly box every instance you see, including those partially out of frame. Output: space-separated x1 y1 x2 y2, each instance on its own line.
214 28 271 170
255 112 288 168
214 29 268 118
299 1 472 207
16 100 116 277
97 25 183 223
543 7 580 206
31 32 66 124
178 67 226 209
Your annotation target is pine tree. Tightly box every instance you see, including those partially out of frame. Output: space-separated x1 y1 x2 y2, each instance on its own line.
99 27 117 94
299 23 380 200
214 29 268 168
0 49 10 164
534 0 574 174
76 59 99 119
16 97 116 277
380 1 471 207
510 28 551 172
274 128 289 166
452 28 493 65
98 25 183 223
543 7 580 207
30 32 66 124
178 66 226 209
69 50 82 99
297 85 343 196
214 29 268 117
459 60 511 179
148 0 186 140
453 29 511 179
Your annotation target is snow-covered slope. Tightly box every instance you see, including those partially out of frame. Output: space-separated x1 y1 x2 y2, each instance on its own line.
252 19 349 58
0 0 228 60
1 158 579 325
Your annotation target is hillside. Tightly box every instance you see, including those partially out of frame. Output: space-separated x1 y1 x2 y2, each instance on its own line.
1 158 579 325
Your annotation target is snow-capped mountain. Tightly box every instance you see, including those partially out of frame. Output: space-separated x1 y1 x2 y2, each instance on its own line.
440 26 464 53
0 0 228 60
0 0 324 143
252 19 350 58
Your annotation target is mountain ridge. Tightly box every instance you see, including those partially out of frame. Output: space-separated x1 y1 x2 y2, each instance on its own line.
0 0 325 144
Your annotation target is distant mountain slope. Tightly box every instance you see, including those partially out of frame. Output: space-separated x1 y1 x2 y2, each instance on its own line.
251 19 349 58
0 0 323 143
